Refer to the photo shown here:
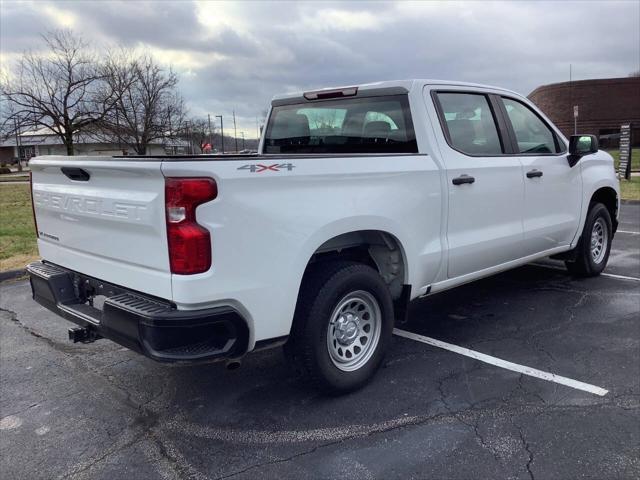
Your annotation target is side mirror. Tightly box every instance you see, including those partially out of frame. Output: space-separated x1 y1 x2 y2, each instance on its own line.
568 134 598 167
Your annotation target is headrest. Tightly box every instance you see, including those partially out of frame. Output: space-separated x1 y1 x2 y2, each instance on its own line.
288 114 310 138
455 109 477 120
270 111 310 139
447 119 476 145
364 121 391 138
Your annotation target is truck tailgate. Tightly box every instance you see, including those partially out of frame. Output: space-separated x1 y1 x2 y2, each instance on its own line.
30 157 172 299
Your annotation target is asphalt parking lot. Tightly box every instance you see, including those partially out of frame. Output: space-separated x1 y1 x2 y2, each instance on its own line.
1 204 638 480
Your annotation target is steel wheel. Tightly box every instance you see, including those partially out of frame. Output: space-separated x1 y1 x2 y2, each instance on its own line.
590 217 608 264
564 202 613 278
326 290 381 372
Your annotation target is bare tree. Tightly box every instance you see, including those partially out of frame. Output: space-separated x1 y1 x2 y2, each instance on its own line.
629 70 640 77
0 30 120 155
179 117 215 154
98 52 186 155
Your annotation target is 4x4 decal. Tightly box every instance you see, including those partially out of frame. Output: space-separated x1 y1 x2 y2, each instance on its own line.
237 163 295 173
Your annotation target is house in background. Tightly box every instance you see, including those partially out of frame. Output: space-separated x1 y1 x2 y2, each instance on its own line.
0 128 190 164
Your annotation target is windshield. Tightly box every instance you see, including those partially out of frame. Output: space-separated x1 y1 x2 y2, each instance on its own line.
263 95 418 154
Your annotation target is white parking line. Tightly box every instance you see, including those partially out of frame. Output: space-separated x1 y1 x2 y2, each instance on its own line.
393 328 609 396
617 230 640 235
598 272 640 282
531 263 640 282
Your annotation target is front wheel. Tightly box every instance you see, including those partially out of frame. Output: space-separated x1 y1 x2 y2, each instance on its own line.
285 261 394 394
565 202 613 277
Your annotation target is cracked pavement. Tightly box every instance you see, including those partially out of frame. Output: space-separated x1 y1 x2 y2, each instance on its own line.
1 203 638 479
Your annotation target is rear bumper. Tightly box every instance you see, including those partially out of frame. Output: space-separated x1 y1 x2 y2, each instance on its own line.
27 261 249 363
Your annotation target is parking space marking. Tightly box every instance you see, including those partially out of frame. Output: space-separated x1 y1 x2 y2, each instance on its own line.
531 263 640 282
393 328 609 396
617 230 640 235
599 272 640 281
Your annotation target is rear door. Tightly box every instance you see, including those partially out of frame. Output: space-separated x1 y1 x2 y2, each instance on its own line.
429 89 525 278
498 96 582 255
30 157 172 299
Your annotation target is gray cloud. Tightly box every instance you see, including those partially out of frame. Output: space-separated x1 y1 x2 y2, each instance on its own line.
2 0 638 137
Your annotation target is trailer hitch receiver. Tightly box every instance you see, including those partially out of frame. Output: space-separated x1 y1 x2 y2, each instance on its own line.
68 326 101 343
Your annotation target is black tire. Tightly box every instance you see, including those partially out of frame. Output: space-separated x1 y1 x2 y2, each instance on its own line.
565 202 613 277
285 261 394 394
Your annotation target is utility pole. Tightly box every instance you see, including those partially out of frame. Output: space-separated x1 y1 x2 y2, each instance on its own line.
207 114 212 151
215 115 224 153
13 117 21 162
569 64 574 133
186 121 193 154
233 110 238 153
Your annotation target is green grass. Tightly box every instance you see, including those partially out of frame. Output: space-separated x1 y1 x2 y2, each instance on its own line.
0 183 39 271
608 148 640 201
620 176 640 202
607 148 640 172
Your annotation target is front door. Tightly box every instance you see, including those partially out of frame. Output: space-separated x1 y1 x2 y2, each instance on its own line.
430 90 525 279
499 96 582 255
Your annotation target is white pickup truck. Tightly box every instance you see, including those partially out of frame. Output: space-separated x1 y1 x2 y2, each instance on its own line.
28 80 620 393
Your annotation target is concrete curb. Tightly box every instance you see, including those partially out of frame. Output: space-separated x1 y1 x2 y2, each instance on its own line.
621 199 640 205
0 177 29 183
0 269 27 283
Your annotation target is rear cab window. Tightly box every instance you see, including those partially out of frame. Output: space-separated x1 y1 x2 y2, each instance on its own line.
433 92 504 156
263 95 418 154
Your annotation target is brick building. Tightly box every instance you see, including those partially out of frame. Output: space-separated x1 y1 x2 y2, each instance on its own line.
528 76 640 147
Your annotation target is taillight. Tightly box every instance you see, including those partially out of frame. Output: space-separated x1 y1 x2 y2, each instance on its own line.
165 177 217 274
29 171 39 238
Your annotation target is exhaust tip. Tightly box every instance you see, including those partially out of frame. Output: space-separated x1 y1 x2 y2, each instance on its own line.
225 359 241 370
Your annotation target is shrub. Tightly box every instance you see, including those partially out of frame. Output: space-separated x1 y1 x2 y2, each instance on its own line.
0 167 12 174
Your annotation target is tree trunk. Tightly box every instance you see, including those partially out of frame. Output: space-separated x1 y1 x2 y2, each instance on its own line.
64 133 75 156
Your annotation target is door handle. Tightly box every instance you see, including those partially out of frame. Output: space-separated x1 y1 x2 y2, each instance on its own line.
452 174 475 185
526 169 543 179
61 167 90 181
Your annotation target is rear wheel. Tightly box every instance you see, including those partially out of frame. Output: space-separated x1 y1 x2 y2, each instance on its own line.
326 290 382 372
285 261 394 394
565 202 613 277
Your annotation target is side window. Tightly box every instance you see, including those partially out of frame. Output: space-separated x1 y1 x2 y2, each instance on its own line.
502 98 561 154
436 93 503 156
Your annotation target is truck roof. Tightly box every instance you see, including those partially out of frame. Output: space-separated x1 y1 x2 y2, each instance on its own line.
271 79 521 104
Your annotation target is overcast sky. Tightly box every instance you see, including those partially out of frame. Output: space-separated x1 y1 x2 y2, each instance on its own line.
1 0 639 138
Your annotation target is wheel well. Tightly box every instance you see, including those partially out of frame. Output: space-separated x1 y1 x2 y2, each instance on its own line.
591 187 618 232
305 230 407 300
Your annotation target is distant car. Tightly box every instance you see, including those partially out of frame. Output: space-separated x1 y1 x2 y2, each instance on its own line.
27 79 620 393
0 157 23 170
